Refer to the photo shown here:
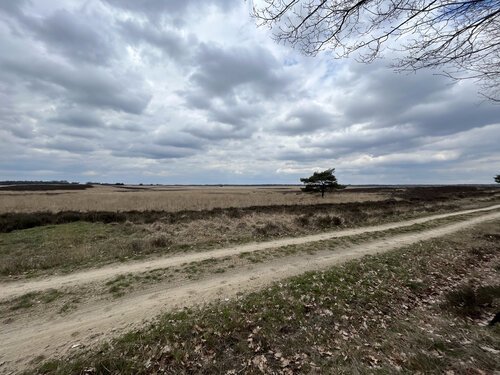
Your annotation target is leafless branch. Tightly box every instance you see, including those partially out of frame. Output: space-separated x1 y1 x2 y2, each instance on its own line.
253 0 500 101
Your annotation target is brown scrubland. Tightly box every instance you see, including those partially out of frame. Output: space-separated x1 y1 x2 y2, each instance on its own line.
0 185 498 374
0 185 391 213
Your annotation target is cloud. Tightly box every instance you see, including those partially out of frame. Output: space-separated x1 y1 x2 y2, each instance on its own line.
301 124 420 157
0 2 117 66
118 20 194 62
42 137 97 153
0 0 498 184
274 104 337 135
49 109 106 129
101 0 237 22
334 62 500 136
0 41 151 114
189 43 289 99
112 144 199 160
176 42 295 141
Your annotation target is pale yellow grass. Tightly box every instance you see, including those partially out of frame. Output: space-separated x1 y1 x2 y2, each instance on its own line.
0 185 389 213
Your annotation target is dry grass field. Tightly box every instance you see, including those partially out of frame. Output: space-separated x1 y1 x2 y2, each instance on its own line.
0 185 498 278
0 185 499 374
0 185 390 213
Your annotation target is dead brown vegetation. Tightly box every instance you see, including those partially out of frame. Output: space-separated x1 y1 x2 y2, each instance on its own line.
0 185 388 213
1 186 498 233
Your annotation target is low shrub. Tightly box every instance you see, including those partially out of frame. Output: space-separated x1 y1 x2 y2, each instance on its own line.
128 239 145 254
443 284 500 318
254 222 281 236
295 214 312 227
148 234 170 248
314 214 343 228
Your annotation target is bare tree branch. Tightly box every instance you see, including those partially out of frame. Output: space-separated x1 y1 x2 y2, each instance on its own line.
252 0 500 101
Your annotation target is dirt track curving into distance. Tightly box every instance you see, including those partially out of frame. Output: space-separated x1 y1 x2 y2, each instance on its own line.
1 204 499 301
0 207 499 372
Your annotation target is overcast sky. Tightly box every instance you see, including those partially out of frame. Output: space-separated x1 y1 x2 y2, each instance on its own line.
1 0 499 185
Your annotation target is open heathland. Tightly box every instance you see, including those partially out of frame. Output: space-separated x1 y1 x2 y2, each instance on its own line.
0 186 498 374
0 184 390 213
0 184 496 214
1 186 498 278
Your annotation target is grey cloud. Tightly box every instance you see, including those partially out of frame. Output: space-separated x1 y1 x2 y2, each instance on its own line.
29 9 117 66
0 49 151 114
182 92 211 110
179 43 292 141
1 121 35 140
154 132 205 149
0 0 499 184
107 122 144 132
190 43 289 98
113 144 198 159
185 122 254 141
102 0 237 21
336 63 500 136
0 3 116 66
421 124 500 160
274 105 337 135
339 66 448 125
0 94 35 139
303 124 421 157
110 130 206 160
41 137 97 153
50 109 106 129
181 100 260 141
119 20 193 62
59 127 102 140
0 1 28 13
209 105 261 128
276 148 338 163
402 95 500 136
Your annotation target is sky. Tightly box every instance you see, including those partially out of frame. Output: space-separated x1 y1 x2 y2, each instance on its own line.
0 0 499 185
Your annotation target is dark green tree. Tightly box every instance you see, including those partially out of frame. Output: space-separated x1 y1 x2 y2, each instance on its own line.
300 168 344 198
495 175 500 183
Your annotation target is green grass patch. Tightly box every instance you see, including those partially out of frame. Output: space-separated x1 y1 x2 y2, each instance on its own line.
0 222 142 276
6 288 64 310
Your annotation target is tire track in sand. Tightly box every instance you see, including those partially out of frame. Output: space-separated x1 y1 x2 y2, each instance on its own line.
1 204 499 300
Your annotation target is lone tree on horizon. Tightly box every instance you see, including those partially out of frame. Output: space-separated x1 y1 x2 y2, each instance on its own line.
253 0 500 101
300 168 344 197
495 175 500 183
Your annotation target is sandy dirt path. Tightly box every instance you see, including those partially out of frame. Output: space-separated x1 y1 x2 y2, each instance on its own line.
1 204 500 301
1 209 499 373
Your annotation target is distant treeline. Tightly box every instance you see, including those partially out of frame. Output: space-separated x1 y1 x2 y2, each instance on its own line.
0 184 93 192
0 180 80 185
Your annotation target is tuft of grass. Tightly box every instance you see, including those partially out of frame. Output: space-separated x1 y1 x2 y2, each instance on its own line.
442 284 500 318
9 292 39 310
253 222 282 236
314 214 343 228
106 274 134 297
7 288 64 310
148 233 170 248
